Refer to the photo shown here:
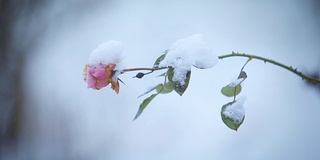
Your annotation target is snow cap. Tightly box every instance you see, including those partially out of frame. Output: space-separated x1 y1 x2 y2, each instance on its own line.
223 96 246 124
159 34 218 85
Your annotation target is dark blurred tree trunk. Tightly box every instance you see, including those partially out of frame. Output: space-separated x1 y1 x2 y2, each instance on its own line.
0 0 44 158
1 1 105 158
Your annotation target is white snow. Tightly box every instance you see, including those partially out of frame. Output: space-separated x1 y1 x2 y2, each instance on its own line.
223 96 246 124
159 34 218 85
88 40 125 78
229 78 244 87
88 40 124 66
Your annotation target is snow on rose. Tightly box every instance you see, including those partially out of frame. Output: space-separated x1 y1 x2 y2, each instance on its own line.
83 40 124 93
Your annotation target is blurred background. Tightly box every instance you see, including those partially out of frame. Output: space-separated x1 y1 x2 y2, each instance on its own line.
1 0 320 159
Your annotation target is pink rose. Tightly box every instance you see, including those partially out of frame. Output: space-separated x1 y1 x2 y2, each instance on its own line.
83 63 120 93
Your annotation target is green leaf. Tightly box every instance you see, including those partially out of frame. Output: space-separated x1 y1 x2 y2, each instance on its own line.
133 94 158 120
167 67 191 96
167 67 174 81
221 102 245 131
238 71 247 79
156 82 174 94
174 71 191 96
153 52 167 68
221 84 242 97
137 84 161 98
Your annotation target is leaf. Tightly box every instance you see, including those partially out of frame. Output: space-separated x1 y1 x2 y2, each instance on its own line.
156 82 174 94
167 67 191 96
156 72 166 77
153 52 167 68
133 94 158 120
137 84 161 98
238 71 247 79
221 102 245 131
167 67 174 81
221 84 242 97
174 71 191 96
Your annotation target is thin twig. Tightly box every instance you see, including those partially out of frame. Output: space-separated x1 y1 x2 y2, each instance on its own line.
122 67 167 73
219 52 320 84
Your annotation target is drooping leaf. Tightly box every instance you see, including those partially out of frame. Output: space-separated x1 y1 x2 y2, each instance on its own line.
221 84 242 97
221 102 245 131
137 84 161 98
156 82 174 94
153 52 167 68
167 67 191 96
174 71 191 96
133 94 158 120
238 71 247 79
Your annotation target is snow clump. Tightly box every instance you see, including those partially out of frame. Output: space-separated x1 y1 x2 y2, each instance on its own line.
88 40 125 75
223 96 246 124
229 78 244 87
159 34 218 85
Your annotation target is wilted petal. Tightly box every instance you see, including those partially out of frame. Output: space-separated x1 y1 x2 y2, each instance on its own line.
111 80 120 94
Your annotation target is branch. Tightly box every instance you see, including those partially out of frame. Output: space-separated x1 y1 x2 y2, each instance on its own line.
122 67 167 73
121 52 320 84
219 52 320 84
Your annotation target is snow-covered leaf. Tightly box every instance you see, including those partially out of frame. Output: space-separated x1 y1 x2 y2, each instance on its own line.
167 67 191 96
221 84 242 97
174 70 191 96
153 52 167 68
221 102 245 131
229 78 244 87
133 94 158 120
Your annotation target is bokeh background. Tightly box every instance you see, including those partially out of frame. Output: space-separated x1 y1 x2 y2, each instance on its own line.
1 0 320 159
